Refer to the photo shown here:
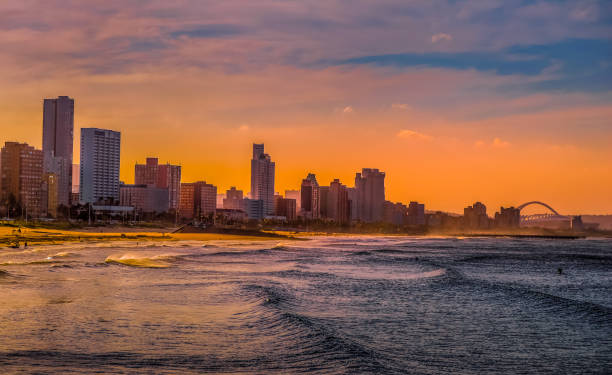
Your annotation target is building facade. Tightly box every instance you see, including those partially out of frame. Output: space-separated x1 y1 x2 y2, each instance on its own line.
300 173 320 219
274 195 297 221
120 184 169 214
326 179 350 224
42 96 74 208
250 143 275 216
354 168 385 222
134 157 181 211
494 206 520 228
244 198 264 220
1 142 44 217
407 201 425 225
464 202 490 229
223 186 245 210
178 181 217 219
79 128 121 204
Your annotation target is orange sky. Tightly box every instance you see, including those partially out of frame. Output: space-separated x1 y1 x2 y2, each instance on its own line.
1 1 611 214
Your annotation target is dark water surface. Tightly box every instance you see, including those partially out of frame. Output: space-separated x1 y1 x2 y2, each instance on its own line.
0 236 610 374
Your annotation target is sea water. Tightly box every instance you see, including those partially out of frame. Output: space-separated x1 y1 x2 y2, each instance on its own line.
0 236 610 374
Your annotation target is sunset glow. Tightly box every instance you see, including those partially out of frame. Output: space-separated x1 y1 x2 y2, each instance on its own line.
1 1 611 214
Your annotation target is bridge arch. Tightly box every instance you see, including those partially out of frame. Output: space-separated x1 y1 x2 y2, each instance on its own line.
516 201 561 216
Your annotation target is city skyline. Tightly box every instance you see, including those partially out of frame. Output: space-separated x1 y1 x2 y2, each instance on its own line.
1 1 611 214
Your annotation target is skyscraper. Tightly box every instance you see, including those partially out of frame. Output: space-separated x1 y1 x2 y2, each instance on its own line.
178 181 217 219
42 96 74 208
327 179 350 224
79 128 121 204
134 157 181 211
1 142 43 217
250 143 275 216
354 168 385 222
300 173 320 219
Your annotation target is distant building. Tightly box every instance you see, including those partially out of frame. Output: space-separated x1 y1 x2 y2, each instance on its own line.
197 182 217 218
285 190 301 211
216 208 247 223
384 201 408 226
42 173 59 218
179 183 196 219
327 179 350 224
42 96 74 207
426 211 461 229
354 168 385 222
407 201 425 226
120 184 169 214
274 195 297 221
319 186 329 218
300 173 320 219
0 142 44 217
79 128 121 204
223 186 245 210
134 157 181 211
244 198 264 220
178 181 217 220
72 164 79 194
464 202 490 229
250 143 275 216
494 206 520 228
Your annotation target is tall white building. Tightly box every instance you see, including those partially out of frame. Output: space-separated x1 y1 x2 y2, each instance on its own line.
79 128 121 204
250 143 275 216
42 96 74 207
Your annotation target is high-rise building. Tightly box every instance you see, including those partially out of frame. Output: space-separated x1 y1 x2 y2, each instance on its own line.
407 201 425 225
327 179 350 224
134 157 181 211
285 190 301 211
300 173 320 219
42 96 74 208
250 143 275 216
179 183 195 219
223 186 245 210
384 201 408 226
120 183 169 214
79 128 121 204
319 186 329 218
354 168 385 222
0 142 43 217
178 181 217 219
274 195 297 221
197 182 217 218
464 202 490 229
494 206 520 228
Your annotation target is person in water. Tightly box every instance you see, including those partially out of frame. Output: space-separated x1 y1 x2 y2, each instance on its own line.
557 268 563 275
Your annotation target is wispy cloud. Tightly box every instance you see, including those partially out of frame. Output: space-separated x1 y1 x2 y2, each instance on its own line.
431 33 452 43
391 103 410 110
397 129 432 141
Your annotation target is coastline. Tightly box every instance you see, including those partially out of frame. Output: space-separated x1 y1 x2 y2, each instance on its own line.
0 225 296 248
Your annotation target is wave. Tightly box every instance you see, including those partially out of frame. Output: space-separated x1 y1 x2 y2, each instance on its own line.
0 259 55 266
104 253 180 268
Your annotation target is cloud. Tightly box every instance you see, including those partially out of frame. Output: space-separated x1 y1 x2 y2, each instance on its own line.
170 24 245 39
474 138 511 148
492 137 511 148
397 129 432 141
431 33 453 43
391 103 410 110
238 124 249 131
342 106 354 114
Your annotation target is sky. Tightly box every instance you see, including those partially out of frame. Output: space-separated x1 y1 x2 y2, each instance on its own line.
1 0 611 214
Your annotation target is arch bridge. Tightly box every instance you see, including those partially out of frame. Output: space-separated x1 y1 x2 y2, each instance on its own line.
517 201 569 225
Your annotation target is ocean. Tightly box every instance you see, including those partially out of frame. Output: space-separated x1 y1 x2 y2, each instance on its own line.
0 236 610 374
